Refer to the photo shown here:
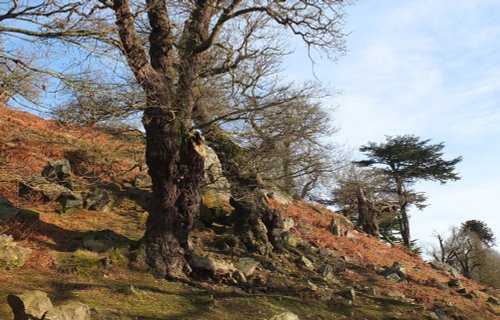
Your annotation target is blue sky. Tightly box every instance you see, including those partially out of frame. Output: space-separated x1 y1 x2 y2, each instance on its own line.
285 0 500 250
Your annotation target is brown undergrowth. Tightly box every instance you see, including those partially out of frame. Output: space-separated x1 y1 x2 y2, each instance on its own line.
0 105 498 319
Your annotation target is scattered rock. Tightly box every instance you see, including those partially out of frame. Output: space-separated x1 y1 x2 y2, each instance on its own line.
200 191 232 226
281 231 298 248
19 175 69 201
282 217 295 231
318 264 335 279
133 174 152 189
428 312 440 320
385 290 406 300
318 248 334 257
0 234 32 269
319 294 331 301
296 256 313 270
447 278 463 288
385 273 402 282
85 188 115 212
213 234 243 252
339 288 356 301
270 311 300 320
457 288 467 294
367 288 377 296
383 261 406 282
56 192 83 214
266 190 292 205
190 254 235 276
7 290 54 320
307 281 317 292
41 159 73 189
432 309 449 320
8 291 91 320
44 302 91 320
429 261 461 279
487 296 500 305
19 175 82 213
234 257 259 277
231 269 247 284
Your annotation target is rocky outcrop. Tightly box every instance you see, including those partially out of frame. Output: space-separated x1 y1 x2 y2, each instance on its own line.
18 175 82 214
203 146 230 195
18 159 83 213
41 159 73 190
0 234 32 269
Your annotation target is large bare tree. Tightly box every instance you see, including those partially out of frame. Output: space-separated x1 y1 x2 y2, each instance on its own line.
93 0 351 279
4 0 351 279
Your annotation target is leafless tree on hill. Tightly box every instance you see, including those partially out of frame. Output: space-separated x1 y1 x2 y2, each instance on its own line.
3 0 352 280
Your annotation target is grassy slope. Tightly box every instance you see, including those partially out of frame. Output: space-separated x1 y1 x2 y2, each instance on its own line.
0 106 498 320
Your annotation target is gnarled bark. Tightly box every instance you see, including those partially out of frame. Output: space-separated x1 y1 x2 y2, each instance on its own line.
208 128 284 254
143 108 205 279
195 107 284 254
356 187 379 237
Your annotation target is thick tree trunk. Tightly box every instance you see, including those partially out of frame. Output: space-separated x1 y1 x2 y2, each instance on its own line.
356 187 379 237
395 179 411 247
400 205 411 248
143 107 205 279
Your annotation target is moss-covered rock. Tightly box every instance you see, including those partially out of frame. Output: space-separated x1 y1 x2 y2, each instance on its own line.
199 190 233 226
44 302 91 320
7 290 54 320
0 234 32 269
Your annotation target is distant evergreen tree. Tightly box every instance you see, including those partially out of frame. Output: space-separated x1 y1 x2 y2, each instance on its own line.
461 220 496 248
431 220 498 283
357 134 462 247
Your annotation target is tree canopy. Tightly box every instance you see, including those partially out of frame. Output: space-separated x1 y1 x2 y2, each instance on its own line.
358 134 462 185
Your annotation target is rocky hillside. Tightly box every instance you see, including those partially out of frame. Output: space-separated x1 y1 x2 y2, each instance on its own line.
0 105 499 320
